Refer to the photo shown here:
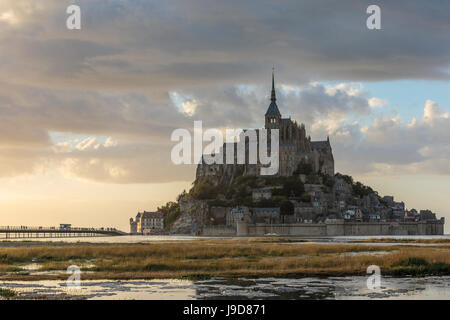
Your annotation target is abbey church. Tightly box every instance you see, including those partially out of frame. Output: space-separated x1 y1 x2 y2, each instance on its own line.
196 70 335 181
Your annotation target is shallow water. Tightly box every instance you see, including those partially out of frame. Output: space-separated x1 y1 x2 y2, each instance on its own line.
1 276 449 300
1 234 449 245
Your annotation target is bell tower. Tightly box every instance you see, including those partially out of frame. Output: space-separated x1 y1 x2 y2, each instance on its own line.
265 67 281 129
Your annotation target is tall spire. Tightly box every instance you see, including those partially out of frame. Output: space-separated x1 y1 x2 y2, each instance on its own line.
265 67 281 117
271 67 276 102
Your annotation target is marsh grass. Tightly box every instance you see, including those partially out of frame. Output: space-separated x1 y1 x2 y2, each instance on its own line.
0 264 22 272
0 288 17 299
0 241 448 279
179 274 212 280
350 238 450 244
391 257 450 276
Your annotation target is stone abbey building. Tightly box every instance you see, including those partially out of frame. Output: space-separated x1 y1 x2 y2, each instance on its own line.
196 70 335 180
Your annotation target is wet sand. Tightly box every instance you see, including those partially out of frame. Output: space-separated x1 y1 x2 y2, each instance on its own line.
1 276 449 300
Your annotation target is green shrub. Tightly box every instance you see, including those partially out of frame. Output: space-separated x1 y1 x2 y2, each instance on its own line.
179 274 212 281
395 257 429 267
191 182 218 200
293 161 313 175
0 288 17 298
282 177 304 197
280 200 294 216
392 258 450 276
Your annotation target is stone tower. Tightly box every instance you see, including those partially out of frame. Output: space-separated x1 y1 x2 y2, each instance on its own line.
265 68 281 130
195 69 335 181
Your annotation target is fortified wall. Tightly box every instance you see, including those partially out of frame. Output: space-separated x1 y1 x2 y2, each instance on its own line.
200 220 445 236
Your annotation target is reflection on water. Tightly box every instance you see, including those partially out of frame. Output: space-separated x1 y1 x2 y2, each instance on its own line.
2 234 449 245
195 277 450 300
0 279 196 300
1 235 204 244
1 276 449 300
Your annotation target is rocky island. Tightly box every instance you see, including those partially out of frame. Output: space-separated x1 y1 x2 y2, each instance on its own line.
131 72 445 236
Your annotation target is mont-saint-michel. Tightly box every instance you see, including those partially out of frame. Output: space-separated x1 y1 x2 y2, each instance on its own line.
131 71 445 237
2 1 450 302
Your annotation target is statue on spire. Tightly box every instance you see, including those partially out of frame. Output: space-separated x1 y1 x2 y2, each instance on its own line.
271 67 276 102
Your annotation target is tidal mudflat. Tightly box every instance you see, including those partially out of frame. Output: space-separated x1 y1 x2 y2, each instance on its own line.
0 237 448 299
0 276 449 300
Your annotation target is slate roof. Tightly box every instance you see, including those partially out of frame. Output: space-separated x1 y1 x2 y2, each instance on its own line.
265 101 281 116
140 211 164 219
311 141 329 149
265 68 281 117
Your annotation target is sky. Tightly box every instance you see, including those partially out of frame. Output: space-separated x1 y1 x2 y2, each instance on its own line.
0 0 449 233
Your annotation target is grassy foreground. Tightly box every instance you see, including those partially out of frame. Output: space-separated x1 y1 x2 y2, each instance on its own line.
349 238 450 244
0 239 449 280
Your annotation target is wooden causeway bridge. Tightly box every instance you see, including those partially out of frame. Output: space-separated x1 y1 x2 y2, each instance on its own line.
0 225 127 239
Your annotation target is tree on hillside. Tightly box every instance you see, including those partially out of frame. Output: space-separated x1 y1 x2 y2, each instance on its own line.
158 201 179 216
157 201 181 229
293 160 314 175
335 173 353 185
282 177 304 197
191 181 218 200
352 181 374 198
280 200 294 217
176 190 188 202
301 194 311 202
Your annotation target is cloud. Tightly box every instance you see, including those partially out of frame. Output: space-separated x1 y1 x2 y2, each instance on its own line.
56 143 196 184
0 78 449 183
423 100 449 123
328 100 450 176
0 10 19 25
0 0 449 184
53 141 73 154
104 137 118 148
368 97 388 108
76 137 97 151
1 0 450 91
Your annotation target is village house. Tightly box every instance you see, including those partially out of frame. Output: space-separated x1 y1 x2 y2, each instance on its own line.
382 196 394 206
355 208 363 222
419 210 437 221
393 201 405 211
130 211 164 234
404 210 418 222
343 210 354 220
304 184 323 197
344 206 362 221
333 178 352 199
392 209 405 221
368 213 381 222
312 196 325 214
295 211 314 223
226 206 250 226
251 207 280 223
361 193 380 209
252 188 272 202
294 202 315 215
